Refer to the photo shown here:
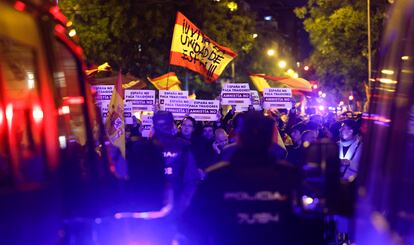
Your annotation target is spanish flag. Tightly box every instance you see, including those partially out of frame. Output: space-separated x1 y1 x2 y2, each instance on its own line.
250 74 312 92
105 72 125 157
273 125 287 159
170 12 237 83
147 72 182 91
250 74 271 92
85 62 112 77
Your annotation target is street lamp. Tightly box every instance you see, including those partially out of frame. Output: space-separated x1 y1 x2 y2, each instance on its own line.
227 1 238 11
278 60 287 69
68 29 76 37
267 49 275 56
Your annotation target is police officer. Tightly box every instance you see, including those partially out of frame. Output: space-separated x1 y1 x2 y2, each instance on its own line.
183 112 324 244
151 111 201 217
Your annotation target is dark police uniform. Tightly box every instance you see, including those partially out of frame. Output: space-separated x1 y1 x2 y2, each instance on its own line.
152 134 200 217
183 151 324 245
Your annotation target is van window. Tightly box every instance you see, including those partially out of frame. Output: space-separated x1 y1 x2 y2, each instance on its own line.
53 40 87 147
0 37 46 187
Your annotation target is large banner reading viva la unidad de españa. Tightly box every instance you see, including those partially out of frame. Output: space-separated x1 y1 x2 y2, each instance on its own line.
170 12 237 83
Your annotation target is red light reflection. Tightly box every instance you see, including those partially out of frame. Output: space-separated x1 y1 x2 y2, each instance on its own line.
14 1 26 11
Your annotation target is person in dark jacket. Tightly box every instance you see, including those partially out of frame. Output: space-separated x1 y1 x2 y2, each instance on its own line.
220 112 286 162
183 112 324 245
151 111 201 217
192 123 218 170
286 122 305 167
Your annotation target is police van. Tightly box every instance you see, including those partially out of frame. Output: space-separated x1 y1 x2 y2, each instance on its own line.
0 1 114 244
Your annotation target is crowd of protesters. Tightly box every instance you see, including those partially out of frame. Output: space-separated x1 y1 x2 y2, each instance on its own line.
119 105 363 244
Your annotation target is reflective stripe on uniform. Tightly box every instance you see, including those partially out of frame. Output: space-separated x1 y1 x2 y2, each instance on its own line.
204 161 230 174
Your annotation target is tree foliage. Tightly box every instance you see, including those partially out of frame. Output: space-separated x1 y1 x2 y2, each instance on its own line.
295 0 387 100
60 0 256 97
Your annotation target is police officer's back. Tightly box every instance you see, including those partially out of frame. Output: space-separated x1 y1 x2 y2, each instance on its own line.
151 111 200 217
183 112 311 245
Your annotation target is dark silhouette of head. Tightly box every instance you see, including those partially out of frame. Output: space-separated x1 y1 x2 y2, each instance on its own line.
238 111 275 153
153 111 174 137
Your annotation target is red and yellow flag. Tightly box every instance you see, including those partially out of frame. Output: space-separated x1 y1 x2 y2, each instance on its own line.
85 62 112 77
105 72 125 157
273 125 287 152
249 74 271 92
170 12 237 83
147 72 182 91
250 74 312 92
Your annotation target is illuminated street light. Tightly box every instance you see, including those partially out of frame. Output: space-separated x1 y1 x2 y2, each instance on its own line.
68 29 77 37
252 33 258 39
278 60 287 69
304 65 310 71
349 95 354 101
27 72 35 89
312 84 318 89
318 91 323 96
381 69 394 75
264 16 272 21
227 1 238 11
287 68 294 74
339 101 344 106
267 49 275 56
321 93 327 98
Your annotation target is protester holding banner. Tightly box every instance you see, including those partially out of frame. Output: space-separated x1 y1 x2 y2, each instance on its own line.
182 111 310 245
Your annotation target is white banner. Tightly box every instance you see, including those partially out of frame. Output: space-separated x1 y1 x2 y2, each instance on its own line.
159 90 189 110
100 100 110 123
263 88 292 109
220 83 251 106
163 98 189 120
236 90 262 111
189 100 220 121
124 101 133 124
91 85 114 101
141 114 153 138
125 90 156 112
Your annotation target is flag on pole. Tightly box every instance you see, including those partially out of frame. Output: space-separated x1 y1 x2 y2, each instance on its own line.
85 62 112 77
273 125 287 152
250 74 312 92
250 74 271 92
170 12 237 83
147 72 182 91
105 72 125 157
122 80 141 89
